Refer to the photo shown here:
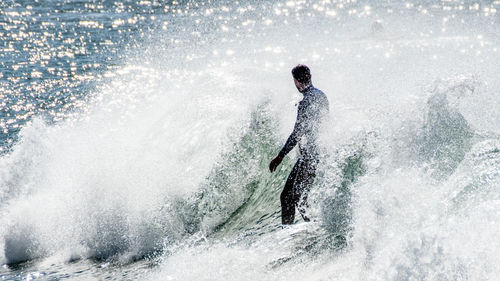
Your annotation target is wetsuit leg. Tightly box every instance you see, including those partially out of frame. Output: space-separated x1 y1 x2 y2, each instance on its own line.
295 158 318 221
280 159 302 225
280 158 318 224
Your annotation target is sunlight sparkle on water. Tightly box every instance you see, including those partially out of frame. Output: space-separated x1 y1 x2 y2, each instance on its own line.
1 1 500 278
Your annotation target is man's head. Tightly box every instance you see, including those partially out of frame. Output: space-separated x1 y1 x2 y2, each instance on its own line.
291 64 311 91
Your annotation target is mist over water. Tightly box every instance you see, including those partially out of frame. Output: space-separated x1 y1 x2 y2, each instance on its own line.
1 0 499 280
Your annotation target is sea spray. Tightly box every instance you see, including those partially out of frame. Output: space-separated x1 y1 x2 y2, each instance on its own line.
1 0 499 280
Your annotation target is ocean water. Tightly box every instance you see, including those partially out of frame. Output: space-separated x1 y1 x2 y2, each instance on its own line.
1 0 500 280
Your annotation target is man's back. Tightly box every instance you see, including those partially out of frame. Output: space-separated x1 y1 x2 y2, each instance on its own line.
298 86 329 156
280 85 329 160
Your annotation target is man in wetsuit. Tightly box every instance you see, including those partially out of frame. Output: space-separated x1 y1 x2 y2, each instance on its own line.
269 64 329 225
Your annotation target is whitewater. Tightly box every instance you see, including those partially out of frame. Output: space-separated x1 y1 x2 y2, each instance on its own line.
1 0 499 280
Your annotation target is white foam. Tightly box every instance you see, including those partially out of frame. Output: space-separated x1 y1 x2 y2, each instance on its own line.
1 1 499 280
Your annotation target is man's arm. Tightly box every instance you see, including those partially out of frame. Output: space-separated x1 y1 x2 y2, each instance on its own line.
269 103 307 172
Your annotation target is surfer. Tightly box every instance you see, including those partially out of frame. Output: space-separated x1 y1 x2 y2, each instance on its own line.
269 64 329 225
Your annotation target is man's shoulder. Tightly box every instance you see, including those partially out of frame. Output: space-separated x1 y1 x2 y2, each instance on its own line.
311 87 328 103
312 87 326 96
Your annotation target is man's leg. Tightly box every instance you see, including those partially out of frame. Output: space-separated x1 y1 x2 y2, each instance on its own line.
295 158 318 222
280 159 302 225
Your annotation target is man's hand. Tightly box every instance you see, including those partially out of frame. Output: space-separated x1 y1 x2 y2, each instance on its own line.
269 155 283 172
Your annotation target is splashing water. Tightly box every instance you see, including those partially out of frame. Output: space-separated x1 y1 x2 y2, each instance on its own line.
1 0 499 280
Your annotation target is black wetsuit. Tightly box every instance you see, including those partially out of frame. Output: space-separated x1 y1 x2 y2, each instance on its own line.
278 85 329 224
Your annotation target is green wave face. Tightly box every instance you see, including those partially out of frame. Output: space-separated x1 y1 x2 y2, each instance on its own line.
193 101 286 237
157 101 374 251
187 102 374 255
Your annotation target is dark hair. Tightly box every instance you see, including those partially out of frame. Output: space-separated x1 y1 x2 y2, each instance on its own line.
291 64 311 84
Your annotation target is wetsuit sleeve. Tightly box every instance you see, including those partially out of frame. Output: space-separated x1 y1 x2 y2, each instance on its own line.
278 102 307 158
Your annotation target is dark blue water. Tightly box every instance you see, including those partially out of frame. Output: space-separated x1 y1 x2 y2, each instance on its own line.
0 0 170 152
